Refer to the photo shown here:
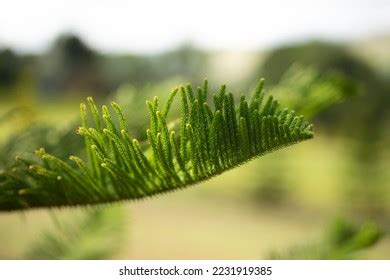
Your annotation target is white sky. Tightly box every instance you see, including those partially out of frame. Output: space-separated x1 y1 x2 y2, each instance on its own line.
0 0 389 54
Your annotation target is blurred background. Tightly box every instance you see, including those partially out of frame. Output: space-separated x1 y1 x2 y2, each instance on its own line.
0 0 389 259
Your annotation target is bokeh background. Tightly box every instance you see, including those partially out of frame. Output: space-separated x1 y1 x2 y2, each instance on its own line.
0 0 389 259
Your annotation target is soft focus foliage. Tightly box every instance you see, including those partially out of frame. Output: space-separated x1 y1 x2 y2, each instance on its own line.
269 217 383 260
25 205 126 259
268 64 357 118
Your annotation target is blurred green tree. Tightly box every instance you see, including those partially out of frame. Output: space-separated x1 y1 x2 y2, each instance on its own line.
39 34 104 96
0 48 21 89
257 41 389 129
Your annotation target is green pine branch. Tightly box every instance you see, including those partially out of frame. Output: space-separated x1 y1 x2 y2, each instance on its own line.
0 79 314 211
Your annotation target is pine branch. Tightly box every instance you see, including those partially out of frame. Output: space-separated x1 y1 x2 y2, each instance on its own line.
0 79 314 211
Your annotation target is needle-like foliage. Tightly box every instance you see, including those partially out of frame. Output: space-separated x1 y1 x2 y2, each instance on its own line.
0 79 314 211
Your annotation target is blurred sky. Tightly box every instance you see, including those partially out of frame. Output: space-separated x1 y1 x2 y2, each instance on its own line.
1 0 390 54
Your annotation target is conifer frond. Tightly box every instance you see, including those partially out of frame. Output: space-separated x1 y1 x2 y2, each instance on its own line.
0 79 314 211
